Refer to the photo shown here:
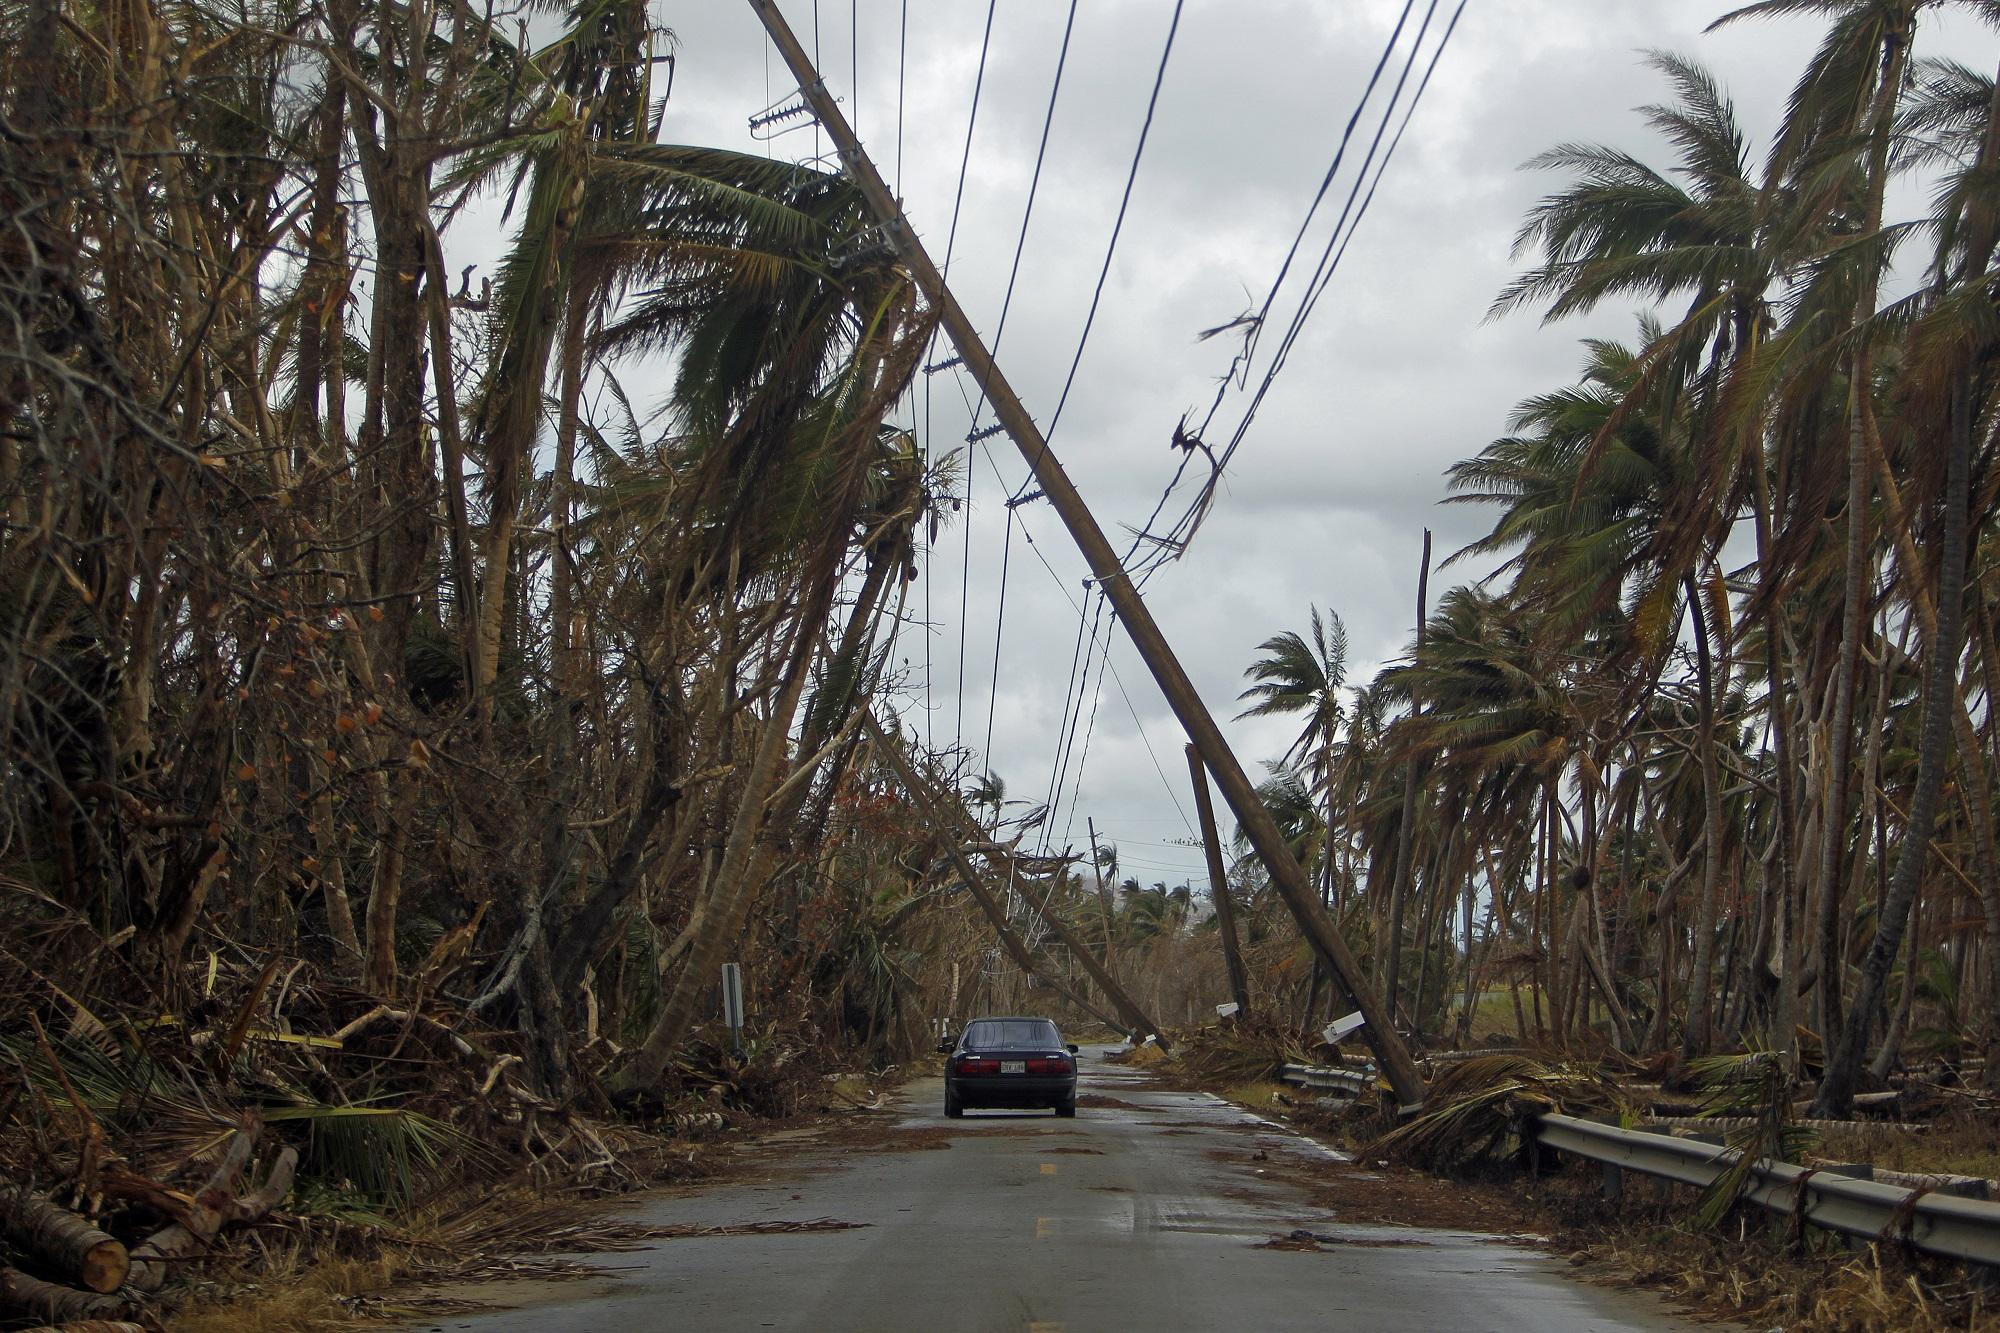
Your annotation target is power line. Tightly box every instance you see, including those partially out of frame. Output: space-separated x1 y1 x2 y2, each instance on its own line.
947 3 1184 846
1117 0 1426 575
895 0 907 196
1007 499 1197 839
1036 585 1101 853
1117 0 1468 581
973 0 1080 765
1035 586 1095 836
942 0 1001 754
1210 1 1461 480
1057 612 1110 848
979 506 1016 761
1038 0 1187 448
941 0 1000 278
1044 590 1108 851
969 0 1079 422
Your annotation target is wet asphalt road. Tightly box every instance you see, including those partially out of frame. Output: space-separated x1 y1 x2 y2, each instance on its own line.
428 1047 1707 1332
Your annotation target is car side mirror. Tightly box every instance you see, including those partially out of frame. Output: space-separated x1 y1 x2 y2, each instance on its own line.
937 1039 955 1054
1067 1044 1079 1055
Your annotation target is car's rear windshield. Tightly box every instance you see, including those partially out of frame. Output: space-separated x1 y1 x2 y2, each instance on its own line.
964 1019 1060 1049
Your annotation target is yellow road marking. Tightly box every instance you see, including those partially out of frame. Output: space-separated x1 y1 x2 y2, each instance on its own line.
1035 1216 1053 1239
1040 1162 1058 1176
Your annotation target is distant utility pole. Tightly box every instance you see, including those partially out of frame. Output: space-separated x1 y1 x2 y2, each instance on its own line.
747 0 1424 1106
1383 529 1432 1020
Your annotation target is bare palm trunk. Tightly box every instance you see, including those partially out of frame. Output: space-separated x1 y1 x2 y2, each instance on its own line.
1815 378 1972 1115
1683 573 1726 1055
1383 528 1431 1014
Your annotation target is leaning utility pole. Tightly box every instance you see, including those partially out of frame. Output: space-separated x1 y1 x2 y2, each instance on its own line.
863 711 1161 1043
991 841 1167 1049
746 0 1423 1107
1187 745 1252 1018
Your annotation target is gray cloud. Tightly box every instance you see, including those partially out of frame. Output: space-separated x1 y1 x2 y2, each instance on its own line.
444 0 1998 889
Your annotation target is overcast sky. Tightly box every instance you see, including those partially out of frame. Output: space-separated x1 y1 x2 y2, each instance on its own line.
447 1 1997 891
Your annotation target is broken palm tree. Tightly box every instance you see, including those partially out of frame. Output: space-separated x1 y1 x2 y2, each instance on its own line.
1173 1019 1312 1089
1685 1051 1817 1230
1367 1054 1629 1173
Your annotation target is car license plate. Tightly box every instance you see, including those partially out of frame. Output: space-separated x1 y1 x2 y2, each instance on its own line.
1000 1060 1026 1074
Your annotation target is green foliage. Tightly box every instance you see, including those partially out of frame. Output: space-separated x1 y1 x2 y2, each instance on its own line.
1688 1051 1818 1230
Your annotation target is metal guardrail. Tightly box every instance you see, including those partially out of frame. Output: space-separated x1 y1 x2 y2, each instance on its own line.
1535 1115 2000 1268
1273 1066 2000 1269
1278 1063 1374 1097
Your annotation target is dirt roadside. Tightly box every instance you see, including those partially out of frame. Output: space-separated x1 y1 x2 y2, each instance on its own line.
1192 1078 1998 1333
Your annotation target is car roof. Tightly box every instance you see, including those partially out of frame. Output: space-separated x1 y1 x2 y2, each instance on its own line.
968 1015 1059 1024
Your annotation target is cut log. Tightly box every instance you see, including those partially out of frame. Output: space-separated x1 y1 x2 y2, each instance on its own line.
0 1189 130 1293
0 1268 131 1325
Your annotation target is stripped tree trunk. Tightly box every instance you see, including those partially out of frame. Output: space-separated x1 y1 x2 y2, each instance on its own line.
1682 572 1726 1055
1382 528 1431 1013
0 1268 130 1325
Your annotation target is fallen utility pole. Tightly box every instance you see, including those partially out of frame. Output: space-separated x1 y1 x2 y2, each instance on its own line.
748 0 1423 1106
862 711 1127 1035
983 838 1168 1048
1187 745 1252 1018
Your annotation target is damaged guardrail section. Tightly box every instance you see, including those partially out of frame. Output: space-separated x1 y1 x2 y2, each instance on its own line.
1531 1114 2000 1268
1276 1066 2000 1269
1277 1063 1373 1098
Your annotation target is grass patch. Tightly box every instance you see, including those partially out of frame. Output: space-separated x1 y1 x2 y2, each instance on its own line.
1816 1113 2000 1182
1457 988 1530 1042
171 1252 412 1332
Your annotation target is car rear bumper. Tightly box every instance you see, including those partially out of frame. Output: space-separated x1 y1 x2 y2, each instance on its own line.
948 1075 1077 1107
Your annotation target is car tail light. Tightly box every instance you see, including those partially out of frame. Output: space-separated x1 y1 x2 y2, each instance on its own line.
956 1056 999 1075
1026 1056 1073 1076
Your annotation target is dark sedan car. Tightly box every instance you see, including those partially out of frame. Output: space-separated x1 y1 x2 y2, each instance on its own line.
941 1017 1079 1118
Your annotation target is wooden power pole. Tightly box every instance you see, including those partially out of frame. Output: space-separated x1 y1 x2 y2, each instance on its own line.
991 841 1167 1049
747 0 1423 1108
1187 745 1252 1018
863 711 1145 1037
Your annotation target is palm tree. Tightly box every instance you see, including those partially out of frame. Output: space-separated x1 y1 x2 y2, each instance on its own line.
1813 25 1999 1115
1445 329 1745 1049
1490 51 1821 1054
964 771 1007 827
1237 606 1349 907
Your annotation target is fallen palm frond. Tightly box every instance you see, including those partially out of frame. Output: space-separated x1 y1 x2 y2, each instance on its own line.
263 1104 502 1213
1366 1053 1629 1172
1173 1020 1310 1089
1686 1050 1817 1230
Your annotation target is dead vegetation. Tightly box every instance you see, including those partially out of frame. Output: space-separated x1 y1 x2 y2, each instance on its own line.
0 0 1134 1319
1541 1173 2000 1332
1170 1036 2000 1330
